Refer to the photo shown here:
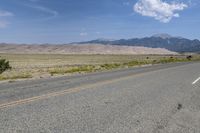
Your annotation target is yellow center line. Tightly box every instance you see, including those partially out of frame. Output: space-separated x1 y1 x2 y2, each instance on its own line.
0 72 148 109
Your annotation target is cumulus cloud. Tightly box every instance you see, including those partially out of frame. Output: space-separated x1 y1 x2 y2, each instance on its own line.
134 0 188 23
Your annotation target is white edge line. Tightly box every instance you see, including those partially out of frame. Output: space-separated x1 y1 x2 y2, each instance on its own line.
192 77 200 85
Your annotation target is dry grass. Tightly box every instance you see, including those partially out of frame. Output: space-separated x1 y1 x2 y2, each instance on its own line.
0 53 199 81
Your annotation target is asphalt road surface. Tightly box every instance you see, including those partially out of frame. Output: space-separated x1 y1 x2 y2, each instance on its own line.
0 62 200 133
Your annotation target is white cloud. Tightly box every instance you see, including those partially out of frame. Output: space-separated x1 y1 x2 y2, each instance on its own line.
80 32 88 36
134 0 188 23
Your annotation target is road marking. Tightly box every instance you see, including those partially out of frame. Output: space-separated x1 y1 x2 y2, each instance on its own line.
192 76 200 85
0 72 148 109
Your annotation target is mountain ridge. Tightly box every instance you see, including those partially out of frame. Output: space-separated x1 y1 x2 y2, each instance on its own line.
76 34 200 53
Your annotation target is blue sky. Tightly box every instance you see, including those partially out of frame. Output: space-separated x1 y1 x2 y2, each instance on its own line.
0 0 199 44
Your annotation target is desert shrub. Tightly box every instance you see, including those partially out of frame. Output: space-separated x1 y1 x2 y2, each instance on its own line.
67 65 95 73
0 58 11 74
100 63 121 69
0 73 32 80
49 65 96 75
152 60 157 64
186 55 192 60
124 60 148 67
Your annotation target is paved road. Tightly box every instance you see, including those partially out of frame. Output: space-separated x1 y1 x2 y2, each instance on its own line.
0 62 200 133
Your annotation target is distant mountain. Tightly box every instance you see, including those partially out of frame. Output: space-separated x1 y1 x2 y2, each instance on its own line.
77 34 200 53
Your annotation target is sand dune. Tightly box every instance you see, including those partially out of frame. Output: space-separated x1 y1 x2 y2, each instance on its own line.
0 43 177 55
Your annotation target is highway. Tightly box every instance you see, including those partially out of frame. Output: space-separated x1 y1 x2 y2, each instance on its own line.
0 62 200 133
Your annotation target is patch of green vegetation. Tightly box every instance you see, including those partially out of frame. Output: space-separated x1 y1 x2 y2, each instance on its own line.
68 65 95 73
152 57 189 64
49 65 96 75
0 53 200 81
48 55 200 76
0 58 11 74
0 73 32 81
123 60 148 67
100 63 121 70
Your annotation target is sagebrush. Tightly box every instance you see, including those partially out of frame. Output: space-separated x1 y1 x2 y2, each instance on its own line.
0 59 11 74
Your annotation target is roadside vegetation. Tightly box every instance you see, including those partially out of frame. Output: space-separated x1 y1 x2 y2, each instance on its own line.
0 54 199 81
48 56 200 75
0 73 32 80
0 57 27 80
0 58 11 74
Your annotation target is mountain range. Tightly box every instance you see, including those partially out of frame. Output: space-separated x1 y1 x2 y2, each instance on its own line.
76 34 200 53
